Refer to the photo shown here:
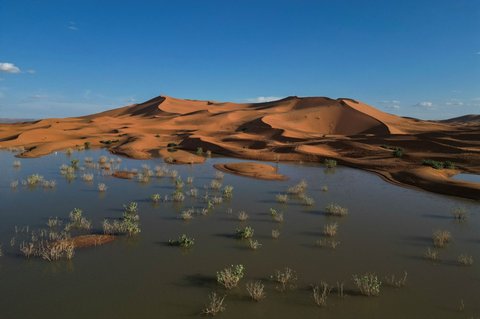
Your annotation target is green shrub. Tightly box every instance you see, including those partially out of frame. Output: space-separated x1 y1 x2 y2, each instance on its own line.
217 264 245 289
169 234 195 248
353 273 381 296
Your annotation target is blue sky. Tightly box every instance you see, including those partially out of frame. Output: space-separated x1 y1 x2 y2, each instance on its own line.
0 0 479 119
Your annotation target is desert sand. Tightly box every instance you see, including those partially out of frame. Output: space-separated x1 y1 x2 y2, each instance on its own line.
0 95 479 199
70 234 115 248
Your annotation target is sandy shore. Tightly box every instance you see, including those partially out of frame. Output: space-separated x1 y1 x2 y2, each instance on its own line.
0 95 479 199
214 162 287 180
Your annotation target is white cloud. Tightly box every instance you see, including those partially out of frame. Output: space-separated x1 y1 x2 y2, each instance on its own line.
68 21 78 31
445 99 464 107
415 101 434 108
0 62 21 73
26 69 36 74
246 96 282 103
378 100 401 109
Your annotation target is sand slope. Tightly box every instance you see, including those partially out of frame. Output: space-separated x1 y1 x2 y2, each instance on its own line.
0 95 479 199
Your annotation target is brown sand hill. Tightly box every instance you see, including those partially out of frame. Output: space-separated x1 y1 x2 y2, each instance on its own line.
0 95 479 199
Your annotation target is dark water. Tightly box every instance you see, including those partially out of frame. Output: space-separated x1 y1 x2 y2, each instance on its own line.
0 150 478 319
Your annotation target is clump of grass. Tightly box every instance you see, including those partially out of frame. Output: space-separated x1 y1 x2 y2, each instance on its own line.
246 281 266 301
424 247 439 261
217 264 245 289
247 239 262 250
312 282 331 307
25 174 44 186
324 158 337 168
65 148 74 156
451 207 468 221
222 185 234 198
321 185 328 192
172 190 185 202
64 208 91 231
47 217 62 228
38 240 75 261
186 176 194 184
97 183 107 192
422 159 455 170
237 211 249 221
352 273 381 296
181 209 194 221
188 188 199 198
206 150 212 157
175 177 184 189
236 226 254 239
214 171 224 180
432 230 451 248
316 238 340 249
10 180 19 189
271 229 280 239
169 234 195 248
287 179 307 195
151 193 161 203
210 179 222 190
269 208 284 223
42 180 57 189
276 194 288 203
457 254 473 266
202 292 226 316
302 196 315 206
384 271 408 288
271 267 297 291
323 223 338 237
325 203 348 217
211 196 223 205
13 160 21 168
81 173 94 182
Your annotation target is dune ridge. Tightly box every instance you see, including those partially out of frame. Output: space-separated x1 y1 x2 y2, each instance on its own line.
0 95 479 199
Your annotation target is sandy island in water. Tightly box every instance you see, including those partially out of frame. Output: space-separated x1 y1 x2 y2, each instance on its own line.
0 95 479 199
214 162 287 181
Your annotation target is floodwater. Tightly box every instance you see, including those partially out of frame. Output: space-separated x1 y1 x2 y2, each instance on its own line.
0 149 478 319
453 173 480 184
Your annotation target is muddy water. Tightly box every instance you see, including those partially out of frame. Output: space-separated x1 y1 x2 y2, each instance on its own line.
0 150 478 319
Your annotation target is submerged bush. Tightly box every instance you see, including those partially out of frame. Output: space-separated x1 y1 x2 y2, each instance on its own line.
353 273 381 296
246 281 266 301
451 207 468 221
324 159 337 168
384 271 408 288
247 239 262 250
217 264 245 289
457 254 474 266
276 194 288 203
323 223 338 237
236 226 254 239
237 211 248 221
151 193 161 203
312 282 331 307
202 292 226 316
169 234 195 248
103 202 140 236
325 203 348 217
432 230 451 248
287 179 307 195
64 208 91 231
271 267 297 291
97 183 107 192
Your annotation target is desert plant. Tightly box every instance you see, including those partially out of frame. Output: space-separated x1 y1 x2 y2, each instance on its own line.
276 194 288 203
47 217 62 228
271 267 297 291
214 171 224 180
393 148 404 158
206 150 212 157
196 147 204 156
424 247 439 261
217 264 245 289
175 177 184 189
316 238 340 249
451 207 468 221
65 208 92 231
271 229 280 239
237 211 249 221
312 282 331 307
169 234 195 248
181 209 194 221
353 273 381 296
236 226 254 239
246 281 266 301
457 254 473 266
302 196 315 206
324 158 337 168
151 193 161 203
202 292 226 316
323 223 338 237
432 230 451 248
26 174 44 186
210 179 222 190
186 176 194 184
384 271 408 288
10 180 19 189
321 185 329 192
222 185 234 198
172 190 185 202
13 160 21 168
65 148 74 156
97 183 107 192
81 173 94 182
325 203 348 217
287 179 307 195
188 188 198 198
247 239 262 250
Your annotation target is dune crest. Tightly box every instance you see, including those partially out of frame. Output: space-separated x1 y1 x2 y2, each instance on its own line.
0 95 479 199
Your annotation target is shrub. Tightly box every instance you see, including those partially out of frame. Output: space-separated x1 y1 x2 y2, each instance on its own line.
384 271 408 288
237 211 249 221
217 264 245 289
169 234 195 248
451 207 468 221
271 229 280 239
186 176 194 184
196 147 204 156
287 179 307 195
312 282 331 307
172 190 185 202
422 159 455 169
321 185 328 192
222 185 234 198
64 208 91 231
202 292 226 316
215 171 224 180
323 223 338 237
316 238 340 249
424 247 439 261
276 194 288 203
180 209 194 221
98 183 107 192
271 267 297 291
236 226 254 239
246 281 266 301
13 160 21 168
457 254 473 266
302 196 315 206
353 273 381 296
151 193 161 203
10 180 19 189
84 142 91 149
324 159 337 168
206 150 212 157
210 179 222 190
81 173 94 182
247 239 262 250
432 230 451 248
393 148 404 158
325 203 348 217
26 174 44 186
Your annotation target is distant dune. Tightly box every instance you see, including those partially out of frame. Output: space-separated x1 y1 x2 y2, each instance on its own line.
0 95 479 199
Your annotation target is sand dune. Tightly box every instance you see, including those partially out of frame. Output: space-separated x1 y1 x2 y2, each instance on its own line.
0 95 479 199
